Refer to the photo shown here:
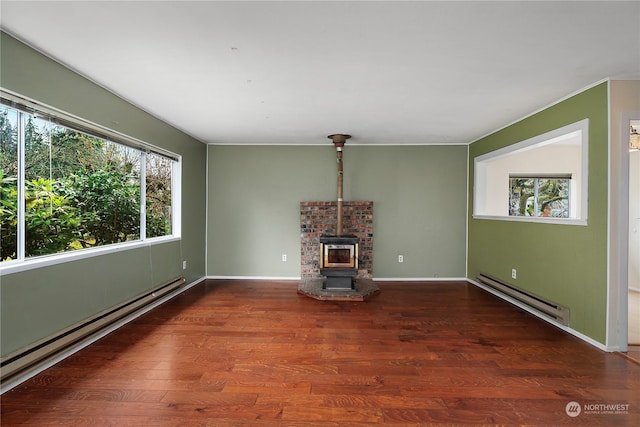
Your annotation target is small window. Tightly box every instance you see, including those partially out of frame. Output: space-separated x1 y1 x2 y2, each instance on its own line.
509 175 571 218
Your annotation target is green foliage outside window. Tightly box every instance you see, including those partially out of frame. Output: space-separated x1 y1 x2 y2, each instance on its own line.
145 153 173 238
509 177 570 218
0 103 174 262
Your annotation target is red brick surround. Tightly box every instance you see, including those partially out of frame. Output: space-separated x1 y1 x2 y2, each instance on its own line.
300 201 373 279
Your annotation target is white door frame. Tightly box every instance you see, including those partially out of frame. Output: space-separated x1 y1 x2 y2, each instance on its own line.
608 110 640 351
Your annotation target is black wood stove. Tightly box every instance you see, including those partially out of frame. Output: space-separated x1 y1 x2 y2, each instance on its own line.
320 134 359 290
320 235 359 290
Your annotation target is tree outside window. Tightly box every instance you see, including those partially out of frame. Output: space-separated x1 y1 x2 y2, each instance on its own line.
0 102 176 262
509 176 570 218
0 107 18 260
145 152 173 238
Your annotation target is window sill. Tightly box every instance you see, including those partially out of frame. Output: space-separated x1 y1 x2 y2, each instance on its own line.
0 236 181 276
472 215 588 226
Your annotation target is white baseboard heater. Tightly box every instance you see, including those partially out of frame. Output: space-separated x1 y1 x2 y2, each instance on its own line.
1 276 186 386
476 273 570 326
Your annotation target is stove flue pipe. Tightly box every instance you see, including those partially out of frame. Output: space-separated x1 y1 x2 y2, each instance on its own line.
328 134 351 236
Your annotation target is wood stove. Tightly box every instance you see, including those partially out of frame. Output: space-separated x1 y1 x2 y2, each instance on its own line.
320 235 359 290
320 134 359 290
321 239 358 269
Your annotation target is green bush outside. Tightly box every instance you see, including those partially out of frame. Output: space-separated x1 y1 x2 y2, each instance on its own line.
0 107 171 261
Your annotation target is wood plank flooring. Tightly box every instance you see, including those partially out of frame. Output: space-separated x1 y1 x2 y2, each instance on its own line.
2 280 639 426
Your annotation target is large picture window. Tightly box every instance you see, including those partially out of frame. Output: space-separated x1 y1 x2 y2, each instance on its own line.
0 95 179 265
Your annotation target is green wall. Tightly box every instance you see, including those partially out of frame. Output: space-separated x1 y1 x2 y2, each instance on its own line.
207 144 468 278
468 83 609 344
0 32 207 357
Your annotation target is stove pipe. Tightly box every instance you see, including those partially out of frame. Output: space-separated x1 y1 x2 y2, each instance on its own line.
328 134 351 236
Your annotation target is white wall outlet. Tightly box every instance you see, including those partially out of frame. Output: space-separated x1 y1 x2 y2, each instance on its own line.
282 254 287 262
511 268 517 280
398 255 404 263
183 260 187 270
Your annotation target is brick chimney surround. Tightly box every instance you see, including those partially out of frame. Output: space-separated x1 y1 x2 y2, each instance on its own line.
298 201 379 301
300 201 373 279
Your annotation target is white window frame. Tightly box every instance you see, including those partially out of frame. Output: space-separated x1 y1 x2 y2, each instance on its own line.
473 119 589 225
508 174 572 218
0 90 182 275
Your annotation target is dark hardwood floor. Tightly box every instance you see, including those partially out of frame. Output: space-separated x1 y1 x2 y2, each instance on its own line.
2 280 639 426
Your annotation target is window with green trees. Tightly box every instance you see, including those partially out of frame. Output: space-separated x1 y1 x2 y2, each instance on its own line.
509 176 571 218
0 99 178 263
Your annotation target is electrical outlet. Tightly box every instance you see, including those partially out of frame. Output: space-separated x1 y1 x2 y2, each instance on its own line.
398 255 404 263
511 268 517 280
182 260 187 270
282 254 287 262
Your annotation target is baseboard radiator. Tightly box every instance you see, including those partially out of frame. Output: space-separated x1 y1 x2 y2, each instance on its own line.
1 276 186 386
476 273 570 326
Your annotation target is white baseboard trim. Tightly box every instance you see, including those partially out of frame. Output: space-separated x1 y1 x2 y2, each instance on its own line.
206 276 467 282
205 276 468 282
374 277 468 282
467 278 610 352
1 276 206 394
206 275 301 281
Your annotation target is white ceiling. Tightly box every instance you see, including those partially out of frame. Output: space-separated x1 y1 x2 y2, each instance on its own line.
1 1 639 146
